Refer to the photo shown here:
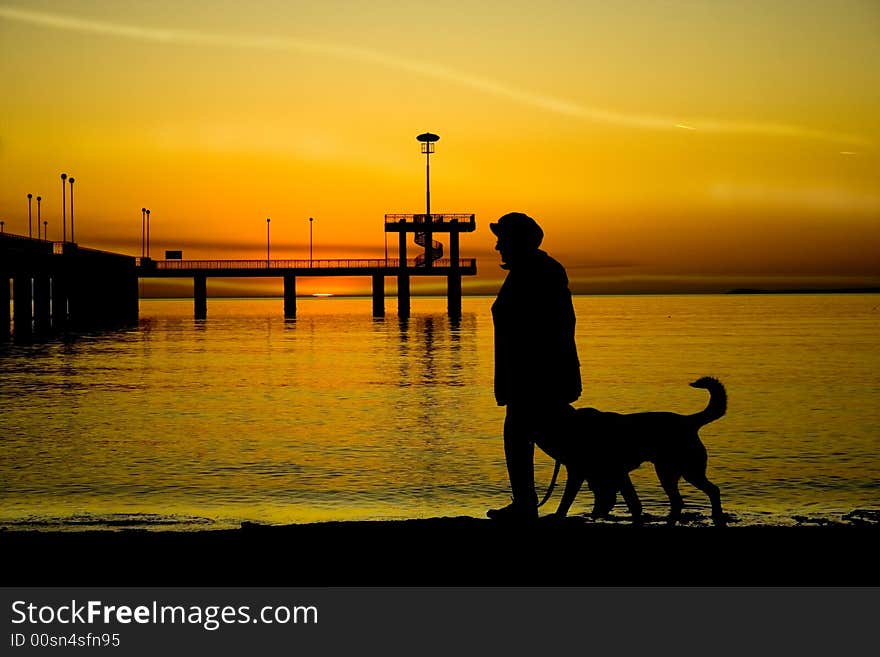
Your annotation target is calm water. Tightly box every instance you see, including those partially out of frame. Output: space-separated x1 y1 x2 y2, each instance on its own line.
2 295 878 529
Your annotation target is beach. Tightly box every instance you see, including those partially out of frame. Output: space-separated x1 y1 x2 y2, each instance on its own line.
4 516 878 586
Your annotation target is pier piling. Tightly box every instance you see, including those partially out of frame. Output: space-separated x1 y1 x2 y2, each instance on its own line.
53 274 69 331
194 275 207 319
447 275 462 319
1 276 10 339
397 230 410 317
33 275 51 333
397 275 411 318
283 275 297 319
372 274 385 317
12 275 32 338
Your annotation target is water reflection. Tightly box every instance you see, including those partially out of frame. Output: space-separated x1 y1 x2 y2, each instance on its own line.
0 296 878 527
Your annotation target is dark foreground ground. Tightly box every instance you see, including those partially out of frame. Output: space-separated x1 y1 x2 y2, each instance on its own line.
3 517 878 586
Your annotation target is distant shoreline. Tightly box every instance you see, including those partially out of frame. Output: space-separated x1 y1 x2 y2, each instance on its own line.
726 287 880 295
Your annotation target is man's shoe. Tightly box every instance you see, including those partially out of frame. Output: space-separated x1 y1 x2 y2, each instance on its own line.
487 500 538 521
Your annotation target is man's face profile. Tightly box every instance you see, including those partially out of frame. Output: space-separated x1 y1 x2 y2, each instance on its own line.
495 234 528 267
494 237 506 262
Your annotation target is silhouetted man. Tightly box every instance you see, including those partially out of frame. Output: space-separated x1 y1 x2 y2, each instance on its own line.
488 212 581 521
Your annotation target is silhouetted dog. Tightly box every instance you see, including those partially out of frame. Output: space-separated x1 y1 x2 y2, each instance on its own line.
536 377 727 526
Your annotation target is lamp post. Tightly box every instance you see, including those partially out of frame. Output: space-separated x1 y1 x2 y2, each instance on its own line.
146 209 151 258
27 193 32 238
36 196 42 239
416 132 439 217
141 208 146 258
416 132 439 267
43 220 48 241
266 218 271 267
309 216 314 265
61 173 67 242
68 177 75 243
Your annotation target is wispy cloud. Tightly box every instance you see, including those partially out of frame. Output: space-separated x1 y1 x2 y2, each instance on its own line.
0 5 871 147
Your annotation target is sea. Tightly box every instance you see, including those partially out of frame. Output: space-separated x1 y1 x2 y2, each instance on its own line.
1 294 878 529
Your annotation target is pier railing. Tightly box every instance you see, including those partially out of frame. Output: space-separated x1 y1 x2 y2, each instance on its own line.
384 214 475 225
138 258 475 271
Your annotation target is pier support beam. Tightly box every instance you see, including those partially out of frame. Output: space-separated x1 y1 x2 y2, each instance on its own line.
1 276 10 340
397 230 410 317
194 274 207 319
283 275 296 319
127 271 140 325
397 275 410 318
447 275 462 319
448 229 461 318
53 273 69 331
372 275 385 317
33 275 51 333
12 275 32 338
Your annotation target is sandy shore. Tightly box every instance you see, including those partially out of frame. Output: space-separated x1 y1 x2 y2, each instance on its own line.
3 517 878 586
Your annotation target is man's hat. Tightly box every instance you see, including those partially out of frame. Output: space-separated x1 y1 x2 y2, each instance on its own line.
490 212 544 249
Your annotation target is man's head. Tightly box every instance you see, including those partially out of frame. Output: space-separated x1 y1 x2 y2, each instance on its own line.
490 212 544 267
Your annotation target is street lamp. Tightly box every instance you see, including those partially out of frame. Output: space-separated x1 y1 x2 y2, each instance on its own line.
141 208 146 258
43 220 48 241
27 193 32 238
36 196 42 240
416 132 439 267
309 216 314 265
146 209 151 258
61 173 67 241
266 217 271 267
68 177 75 243
416 132 439 216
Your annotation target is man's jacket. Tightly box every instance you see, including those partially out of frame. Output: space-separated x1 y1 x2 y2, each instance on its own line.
491 249 582 406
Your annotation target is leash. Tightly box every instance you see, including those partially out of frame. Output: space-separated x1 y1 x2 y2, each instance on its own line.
537 459 561 508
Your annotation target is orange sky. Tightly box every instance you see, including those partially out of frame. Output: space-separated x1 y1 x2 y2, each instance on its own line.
1 1 878 295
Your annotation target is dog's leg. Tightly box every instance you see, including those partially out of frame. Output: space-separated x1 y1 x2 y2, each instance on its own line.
656 465 684 526
591 482 617 519
619 473 643 524
684 472 725 527
554 469 584 518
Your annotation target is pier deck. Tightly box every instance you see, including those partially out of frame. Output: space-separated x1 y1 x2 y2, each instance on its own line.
136 257 476 277
136 256 477 319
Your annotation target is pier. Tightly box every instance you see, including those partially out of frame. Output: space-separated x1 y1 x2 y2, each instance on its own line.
3 213 478 339
4 134 478 333
1 233 139 340
137 213 478 319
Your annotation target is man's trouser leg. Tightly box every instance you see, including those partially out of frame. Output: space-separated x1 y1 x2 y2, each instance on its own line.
504 404 538 508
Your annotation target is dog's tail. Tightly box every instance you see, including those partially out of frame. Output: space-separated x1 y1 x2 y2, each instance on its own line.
689 376 727 427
